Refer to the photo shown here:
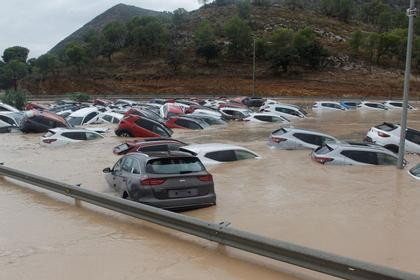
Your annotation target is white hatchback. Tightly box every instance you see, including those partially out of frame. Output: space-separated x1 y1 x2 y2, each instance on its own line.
41 128 105 147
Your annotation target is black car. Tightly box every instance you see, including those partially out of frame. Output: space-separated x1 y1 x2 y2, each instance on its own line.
242 97 266 107
103 151 216 210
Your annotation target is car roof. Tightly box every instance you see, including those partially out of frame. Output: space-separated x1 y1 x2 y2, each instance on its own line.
48 127 101 134
281 127 336 137
220 107 249 112
326 141 392 152
127 150 195 160
69 107 98 117
269 104 300 110
181 143 253 154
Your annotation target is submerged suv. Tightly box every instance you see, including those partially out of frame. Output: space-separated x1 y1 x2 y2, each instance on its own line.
115 115 173 138
103 151 216 210
311 142 401 166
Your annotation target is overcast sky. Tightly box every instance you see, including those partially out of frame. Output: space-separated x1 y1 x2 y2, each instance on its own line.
0 0 200 59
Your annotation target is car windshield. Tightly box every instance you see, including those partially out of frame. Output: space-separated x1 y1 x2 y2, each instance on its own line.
315 145 333 155
67 116 83 126
146 157 205 174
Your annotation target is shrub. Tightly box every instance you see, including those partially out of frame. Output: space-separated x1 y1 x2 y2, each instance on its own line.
0 89 27 110
69 92 91 102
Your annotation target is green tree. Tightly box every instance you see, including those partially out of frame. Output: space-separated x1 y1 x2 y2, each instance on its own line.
255 37 268 59
268 28 297 72
377 8 393 32
349 30 364 56
0 89 27 110
36 53 59 78
102 21 127 62
336 0 354 22
0 60 28 90
224 16 252 58
65 43 88 74
83 29 103 59
293 28 328 69
172 8 188 28
360 0 387 24
364 32 380 64
2 46 29 63
195 21 220 64
376 31 401 64
320 0 336 16
166 45 184 73
237 0 251 20
285 0 303 10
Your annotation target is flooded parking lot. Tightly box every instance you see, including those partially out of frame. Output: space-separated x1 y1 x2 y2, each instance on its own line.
0 102 419 280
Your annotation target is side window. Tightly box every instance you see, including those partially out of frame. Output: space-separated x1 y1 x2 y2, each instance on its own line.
122 157 134 173
0 116 14 125
205 150 236 162
223 110 234 116
102 115 113 122
113 158 124 172
139 145 168 152
153 124 170 137
186 120 200 129
132 159 141 174
406 129 420 144
86 132 101 140
175 118 188 127
62 132 87 140
294 133 321 146
235 150 257 160
83 112 98 124
255 115 271 122
136 118 154 131
377 153 397 165
112 117 120 124
341 150 378 165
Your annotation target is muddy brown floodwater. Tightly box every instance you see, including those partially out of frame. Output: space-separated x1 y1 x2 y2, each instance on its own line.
0 101 419 280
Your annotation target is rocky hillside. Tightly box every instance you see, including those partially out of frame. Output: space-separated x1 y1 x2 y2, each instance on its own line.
49 4 164 54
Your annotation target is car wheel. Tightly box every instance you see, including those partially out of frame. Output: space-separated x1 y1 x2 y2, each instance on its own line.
385 145 399 154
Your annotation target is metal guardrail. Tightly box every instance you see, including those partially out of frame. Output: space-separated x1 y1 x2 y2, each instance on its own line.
1 164 419 280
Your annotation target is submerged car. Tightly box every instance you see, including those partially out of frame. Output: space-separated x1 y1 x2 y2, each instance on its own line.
219 107 252 120
408 164 420 180
66 107 100 126
165 116 208 130
365 123 419 154
312 102 346 111
244 113 289 123
115 115 173 138
0 102 19 112
340 101 361 109
113 138 187 155
186 114 227 126
20 110 70 133
311 142 401 166
261 104 307 119
97 112 123 124
0 111 24 128
181 144 261 165
241 97 266 107
358 102 388 111
41 128 104 146
268 128 339 150
383 101 415 110
103 151 216 210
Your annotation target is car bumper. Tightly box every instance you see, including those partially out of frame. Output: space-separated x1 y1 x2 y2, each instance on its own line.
136 193 217 211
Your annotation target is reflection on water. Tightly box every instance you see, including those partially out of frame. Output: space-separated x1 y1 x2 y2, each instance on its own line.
0 104 419 280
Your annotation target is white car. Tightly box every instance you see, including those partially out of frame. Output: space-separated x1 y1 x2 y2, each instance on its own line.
66 107 100 126
97 112 123 124
0 102 19 112
244 113 289 123
191 109 222 118
41 128 105 147
408 164 420 180
261 104 307 119
312 101 346 111
358 102 388 111
219 107 252 120
268 128 339 150
383 101 415 110
114 99 137 107
262 99 277 107
311 142 401 166
366 123 419 154
0 111 24 127
180 144 261 165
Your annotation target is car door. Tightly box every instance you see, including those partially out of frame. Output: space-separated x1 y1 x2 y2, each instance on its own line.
110 158 126 194
83 112 99 124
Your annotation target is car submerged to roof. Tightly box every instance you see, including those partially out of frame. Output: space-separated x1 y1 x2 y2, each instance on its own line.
260 104 307 119
219 107 252 120
244 113 289 123
312 101 346 111
103 151 216 210
0 111 24 128
186 113 227 125
365 122 419 154
116 115 173 138
358 102 388 111
165 116 209 130
383 101 415 110
268 128 339 150
66 107 101 126
311 142 402 166
0 102 19 112
96 112 123 124
113 138 187 155
41 128 105 146
180 144 261 165
340 101 361 109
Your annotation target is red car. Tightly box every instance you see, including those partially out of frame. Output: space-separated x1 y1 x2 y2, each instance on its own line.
165 116 207 130
112 138 187 155
115 115 173 138
93 99 112 107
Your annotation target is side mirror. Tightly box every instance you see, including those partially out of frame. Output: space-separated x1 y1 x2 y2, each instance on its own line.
103 167 112 173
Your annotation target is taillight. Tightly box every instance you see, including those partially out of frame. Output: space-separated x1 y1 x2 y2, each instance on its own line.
271 137 287 143
141 178 166 186
198 174 213 182
313 156 334 164
377 131 390 137
42 139 57 144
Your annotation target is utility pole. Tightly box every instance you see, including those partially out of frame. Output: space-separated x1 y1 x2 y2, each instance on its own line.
252 37 256 97
397 0 417 169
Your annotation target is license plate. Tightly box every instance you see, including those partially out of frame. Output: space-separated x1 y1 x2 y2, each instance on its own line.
168 188 198 198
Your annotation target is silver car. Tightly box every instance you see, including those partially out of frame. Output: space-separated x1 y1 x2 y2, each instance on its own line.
268 128 339 150
311 142 401 165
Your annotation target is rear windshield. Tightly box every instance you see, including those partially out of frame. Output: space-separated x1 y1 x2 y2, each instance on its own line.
410 165 420 176
146 157 205 174
67 116 83 126
375 123 397 132
316 145 333 155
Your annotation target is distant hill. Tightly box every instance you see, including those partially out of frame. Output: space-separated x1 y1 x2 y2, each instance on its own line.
49 3 164 54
